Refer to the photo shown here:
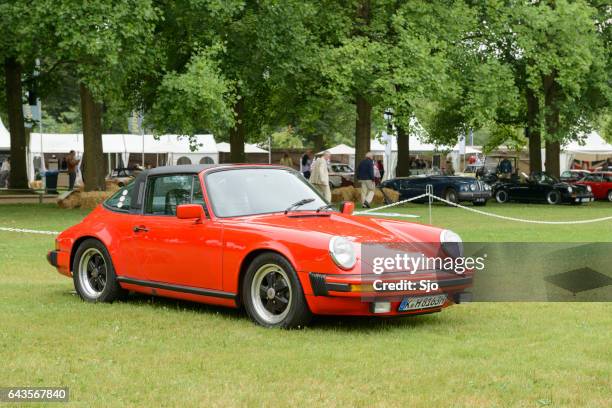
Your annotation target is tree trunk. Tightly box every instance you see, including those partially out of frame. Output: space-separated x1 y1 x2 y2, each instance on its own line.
313 133 324 153
543 73 561 178
79 83 105 191
545 141 560 178
229 97 246 163
396 125 410 177
354 95 371 183
4 57 29 189
526 88 541 174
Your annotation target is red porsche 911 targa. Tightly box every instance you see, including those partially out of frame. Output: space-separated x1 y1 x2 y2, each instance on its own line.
47 165 472 328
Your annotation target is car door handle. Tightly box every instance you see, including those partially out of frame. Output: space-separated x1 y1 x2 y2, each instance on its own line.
133 225 149 233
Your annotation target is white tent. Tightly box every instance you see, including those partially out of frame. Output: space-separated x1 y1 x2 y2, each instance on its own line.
318 143 356 168
23 133 219 181
216 142 268 154
563 132 612 155
554 132 612 172
0 118 10 151
318 143 355 156
167 134 218 165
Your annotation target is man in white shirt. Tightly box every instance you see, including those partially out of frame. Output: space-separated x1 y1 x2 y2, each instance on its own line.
309 151 331 201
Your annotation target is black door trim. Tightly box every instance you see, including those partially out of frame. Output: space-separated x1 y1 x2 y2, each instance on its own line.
117 277 237 300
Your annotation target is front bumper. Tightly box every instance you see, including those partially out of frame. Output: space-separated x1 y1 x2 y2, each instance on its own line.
306 270 473 316
47 250 71 277
564 193 594 203
47 250 59 267
457 191 491 201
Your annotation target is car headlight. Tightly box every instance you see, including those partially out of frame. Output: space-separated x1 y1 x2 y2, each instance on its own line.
567 186 573 193
440 229 463 259
586 185 592 192
460 185 468 192
329 236 356 270
470 183 476 191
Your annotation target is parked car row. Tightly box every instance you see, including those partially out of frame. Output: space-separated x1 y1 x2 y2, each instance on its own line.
380 170 612 206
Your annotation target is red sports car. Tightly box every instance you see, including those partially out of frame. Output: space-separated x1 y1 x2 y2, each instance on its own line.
575 172 612 201
47 165 472 328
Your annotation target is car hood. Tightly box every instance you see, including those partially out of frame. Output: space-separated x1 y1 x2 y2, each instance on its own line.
227 212 444 244
554 182 588 192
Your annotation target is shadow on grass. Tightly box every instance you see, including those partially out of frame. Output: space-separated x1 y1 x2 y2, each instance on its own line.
59 289 445 333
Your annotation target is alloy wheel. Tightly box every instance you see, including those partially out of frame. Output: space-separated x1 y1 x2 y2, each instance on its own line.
250 264 293 325
78 248 108 298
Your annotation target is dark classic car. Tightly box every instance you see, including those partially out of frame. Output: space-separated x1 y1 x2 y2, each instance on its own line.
493 172 594 205
380 175 492 206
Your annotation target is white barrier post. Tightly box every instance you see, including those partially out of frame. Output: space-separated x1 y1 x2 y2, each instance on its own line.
426 184 433 224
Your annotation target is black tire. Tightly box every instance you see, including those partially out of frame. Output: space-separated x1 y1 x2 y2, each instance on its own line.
73 239 127 303
473 200 487 207
546 190 561 205
495 189 509 204
242 252 311 329
444 188 458 205
608 190 612 202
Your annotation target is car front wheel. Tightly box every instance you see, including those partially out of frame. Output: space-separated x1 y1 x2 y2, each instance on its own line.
444 188 458 205
546 190 561 205
73 239 126 303
242 253 311 328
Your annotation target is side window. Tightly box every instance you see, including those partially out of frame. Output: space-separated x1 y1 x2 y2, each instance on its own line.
145 175 194 215
191 176 209 217
105 182 135 211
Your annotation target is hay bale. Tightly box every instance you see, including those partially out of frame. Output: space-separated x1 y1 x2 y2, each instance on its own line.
331 186 360 203
331 186 400 205
375 187 400 204
57 187 118 209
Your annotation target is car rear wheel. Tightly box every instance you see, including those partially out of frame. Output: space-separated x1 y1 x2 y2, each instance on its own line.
608 190 612 202
242 253 311 328
495 189 509 203
546 190 561 205
73 239 126 303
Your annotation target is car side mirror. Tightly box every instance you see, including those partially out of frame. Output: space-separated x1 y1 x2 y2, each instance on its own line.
340 201 354 215
177 204 204 221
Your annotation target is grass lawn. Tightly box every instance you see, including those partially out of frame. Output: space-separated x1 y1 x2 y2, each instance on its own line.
0 203 611 407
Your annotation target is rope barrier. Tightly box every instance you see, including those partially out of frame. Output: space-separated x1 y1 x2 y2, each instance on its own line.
358 191 612 225
0 227 59 235
428 194 612 225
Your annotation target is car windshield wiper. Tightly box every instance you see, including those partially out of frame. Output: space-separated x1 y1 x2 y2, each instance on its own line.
316 204 335 213
284 198 315 214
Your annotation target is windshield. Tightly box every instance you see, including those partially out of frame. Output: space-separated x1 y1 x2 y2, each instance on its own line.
205 168 328 217
534 173 559 184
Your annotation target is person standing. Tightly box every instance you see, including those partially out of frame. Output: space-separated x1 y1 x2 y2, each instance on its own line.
66 150 80 190
300 150 312 179
357 152 375 208
309 151 331 202
0 157 10 188
280 152 294 168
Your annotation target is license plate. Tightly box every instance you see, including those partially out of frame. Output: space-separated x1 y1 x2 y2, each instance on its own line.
398 294 447 311
581 198 589 202
475 198 485 202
